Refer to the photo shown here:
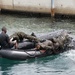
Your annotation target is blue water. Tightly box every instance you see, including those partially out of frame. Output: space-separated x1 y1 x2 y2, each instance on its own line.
0 13 75 75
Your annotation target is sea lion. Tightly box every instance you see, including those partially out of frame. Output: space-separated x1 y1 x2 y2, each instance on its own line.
36 31 71 54
10 32 39 43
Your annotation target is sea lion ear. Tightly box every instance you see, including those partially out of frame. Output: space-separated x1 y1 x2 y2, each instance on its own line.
31 32 36 37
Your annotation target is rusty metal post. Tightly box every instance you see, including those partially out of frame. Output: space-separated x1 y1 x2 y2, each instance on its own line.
51 0 55 18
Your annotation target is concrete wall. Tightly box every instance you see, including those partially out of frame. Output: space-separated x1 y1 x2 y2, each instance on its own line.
0 0 75 15
0 0 13 9
55 0 75 15
0 0 2 11
13 0 51 13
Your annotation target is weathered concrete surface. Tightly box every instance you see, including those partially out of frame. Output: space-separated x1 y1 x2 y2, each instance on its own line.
0 0 51 13
0 0 2 11
13 0 51 13
0 0 75 15
55 0 75 15
0 0 13 10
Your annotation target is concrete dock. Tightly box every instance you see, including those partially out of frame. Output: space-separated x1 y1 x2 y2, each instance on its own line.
0 0 75 16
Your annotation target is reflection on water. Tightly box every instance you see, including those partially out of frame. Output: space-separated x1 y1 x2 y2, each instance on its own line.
0 13 75 75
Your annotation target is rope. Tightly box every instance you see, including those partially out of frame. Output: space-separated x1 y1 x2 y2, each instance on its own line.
24 49 39 57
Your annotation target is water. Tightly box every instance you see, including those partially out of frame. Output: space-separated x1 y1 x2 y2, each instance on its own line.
0 13 75 75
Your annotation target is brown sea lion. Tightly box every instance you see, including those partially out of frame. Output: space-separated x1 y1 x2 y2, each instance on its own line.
36 31 71 54
10 32 39 42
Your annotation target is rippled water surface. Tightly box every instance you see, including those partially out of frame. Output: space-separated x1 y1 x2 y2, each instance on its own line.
0 13 75 75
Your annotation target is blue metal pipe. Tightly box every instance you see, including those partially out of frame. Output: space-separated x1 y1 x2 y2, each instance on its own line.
51 0 54 8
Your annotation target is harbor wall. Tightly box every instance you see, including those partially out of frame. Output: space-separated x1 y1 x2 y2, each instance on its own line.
55 0 75 15
0 0 75 15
